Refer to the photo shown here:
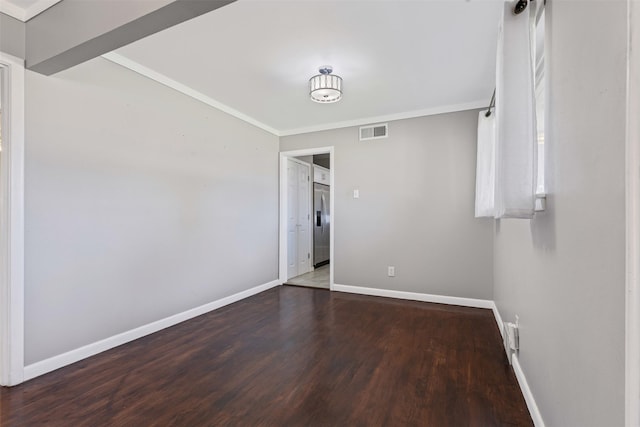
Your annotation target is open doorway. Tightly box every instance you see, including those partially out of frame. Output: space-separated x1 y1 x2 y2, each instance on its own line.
279 147 334 290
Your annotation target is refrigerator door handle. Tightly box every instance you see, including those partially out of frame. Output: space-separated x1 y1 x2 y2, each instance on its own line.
316 211 322 227
320 193 324 234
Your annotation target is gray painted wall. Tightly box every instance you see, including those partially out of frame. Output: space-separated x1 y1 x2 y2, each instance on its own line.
281 111 494 299
0 13 25 59
24 57 279 364
493 1 627 426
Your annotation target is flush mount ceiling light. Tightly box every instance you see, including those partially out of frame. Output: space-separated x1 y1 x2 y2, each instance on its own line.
309 66 343 103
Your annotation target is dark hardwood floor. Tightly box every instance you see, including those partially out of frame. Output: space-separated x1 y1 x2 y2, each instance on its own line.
0 286 532 426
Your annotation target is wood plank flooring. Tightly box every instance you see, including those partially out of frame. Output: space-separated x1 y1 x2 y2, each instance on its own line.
0 286 532 426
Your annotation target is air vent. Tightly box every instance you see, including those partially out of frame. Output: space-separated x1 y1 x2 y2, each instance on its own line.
359 123 388 141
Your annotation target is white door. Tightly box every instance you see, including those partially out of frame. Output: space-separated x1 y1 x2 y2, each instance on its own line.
297 164 310 274
287 159 311 280
287 161 297 279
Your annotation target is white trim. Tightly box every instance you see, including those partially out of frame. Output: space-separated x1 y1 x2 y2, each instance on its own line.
0 52 25 387
307 162 314 265
625 0 640 424
101 52 280 136
329 151 334 289
512 355 546 427
492 303 545 427
102 52 486 138
279 100 488 137
279 147 334 290
333 285 544 424
491 301 505 339
279 156 287 283
23 279 281 381
0 2 25 21
332 284 494 309
0 0 62 22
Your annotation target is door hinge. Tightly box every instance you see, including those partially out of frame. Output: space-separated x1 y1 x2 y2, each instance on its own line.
308 253 310 259
308 176 310 181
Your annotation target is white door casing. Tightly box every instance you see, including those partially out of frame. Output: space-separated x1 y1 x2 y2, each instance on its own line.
279 147 334 289
0 52 25 387
625 0 640 425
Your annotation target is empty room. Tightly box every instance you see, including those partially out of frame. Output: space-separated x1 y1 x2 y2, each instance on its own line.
0 0 638 426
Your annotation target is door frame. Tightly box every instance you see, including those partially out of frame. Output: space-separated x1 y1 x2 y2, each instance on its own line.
285 157 312 279
625 0 640 424
279 147 334 290
0 52 25 387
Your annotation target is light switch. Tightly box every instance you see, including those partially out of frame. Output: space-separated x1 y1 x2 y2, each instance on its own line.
353 189 360 199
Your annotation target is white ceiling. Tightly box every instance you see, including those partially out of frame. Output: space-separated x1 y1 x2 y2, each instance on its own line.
112 0 502 135
0 0 62 21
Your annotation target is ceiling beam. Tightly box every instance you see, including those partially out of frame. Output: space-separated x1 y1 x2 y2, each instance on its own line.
0 13 25 60
26 0 236 75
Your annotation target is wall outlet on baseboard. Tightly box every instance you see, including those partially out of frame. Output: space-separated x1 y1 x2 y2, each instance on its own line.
503 321 520 364
387 266 395 277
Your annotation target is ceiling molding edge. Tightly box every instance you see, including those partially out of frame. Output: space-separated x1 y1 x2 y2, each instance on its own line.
101 52 281 137
102 52 489 139
23 0 63 20
0 0 63 22
0 2 27 21
279 100 489 137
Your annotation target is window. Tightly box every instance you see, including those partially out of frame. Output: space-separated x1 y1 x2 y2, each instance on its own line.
533 5 546 198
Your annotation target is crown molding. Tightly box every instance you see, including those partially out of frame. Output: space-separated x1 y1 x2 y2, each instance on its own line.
102 52 487 138
101 52 281 136
278 100 488 137
0 0 62 22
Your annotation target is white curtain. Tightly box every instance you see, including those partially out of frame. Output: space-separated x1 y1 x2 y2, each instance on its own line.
495 0 538 218
475 111 496 218
476 0 538 219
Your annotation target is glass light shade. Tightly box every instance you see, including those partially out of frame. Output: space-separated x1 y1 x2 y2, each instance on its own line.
309 73 343 103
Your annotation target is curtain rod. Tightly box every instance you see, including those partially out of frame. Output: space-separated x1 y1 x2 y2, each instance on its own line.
515 0 547 15
485 89 496 118
485 0 545 117
513 0 530 15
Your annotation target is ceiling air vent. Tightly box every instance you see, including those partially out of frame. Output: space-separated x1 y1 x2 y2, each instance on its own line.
359 123 388 141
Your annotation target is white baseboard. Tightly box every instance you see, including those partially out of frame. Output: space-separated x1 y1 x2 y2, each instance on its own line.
492 303 545 427
23 279 281 381
22 279 545 427
491 301 505 339
332 284 494 309
512 355 546 427
335 284 543 426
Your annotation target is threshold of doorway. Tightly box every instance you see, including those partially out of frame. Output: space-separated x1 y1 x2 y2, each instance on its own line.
285 264 330 290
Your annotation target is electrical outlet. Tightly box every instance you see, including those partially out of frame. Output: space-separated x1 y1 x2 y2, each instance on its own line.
388 266 395 277
508 322 519 351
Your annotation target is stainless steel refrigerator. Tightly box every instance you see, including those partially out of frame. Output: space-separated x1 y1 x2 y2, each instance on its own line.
313 183 330 267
